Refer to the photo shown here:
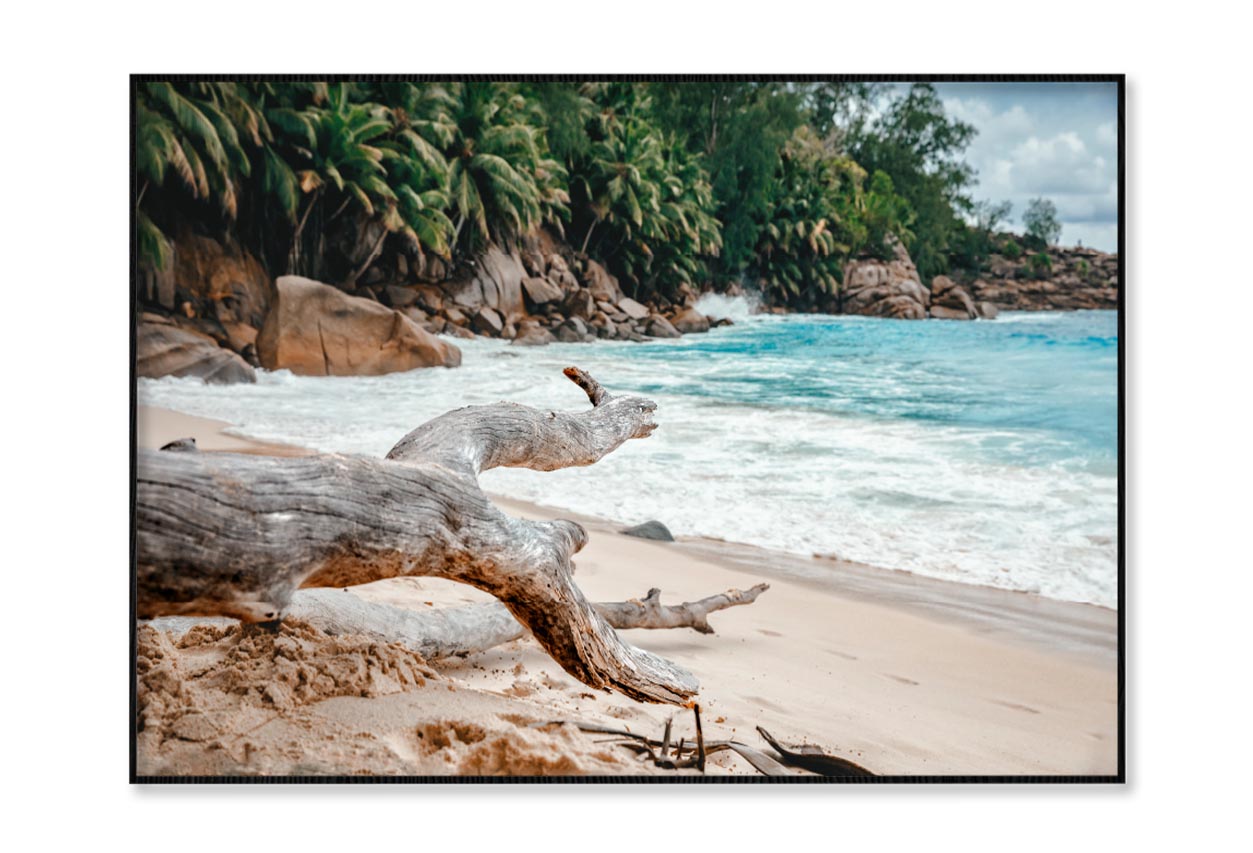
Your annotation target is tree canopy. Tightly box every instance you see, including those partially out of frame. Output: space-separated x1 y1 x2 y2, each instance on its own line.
1023 197 1063 248
136 80 1047 308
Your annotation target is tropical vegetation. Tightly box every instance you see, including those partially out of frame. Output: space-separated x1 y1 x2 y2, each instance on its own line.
136 80 1031 309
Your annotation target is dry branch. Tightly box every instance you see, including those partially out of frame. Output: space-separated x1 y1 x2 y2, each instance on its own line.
287 583 769 659
135 367 699 704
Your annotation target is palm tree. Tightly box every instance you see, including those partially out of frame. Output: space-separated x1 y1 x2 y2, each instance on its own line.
571 111 664 256
426 83 565 253
135 82 252 269
567 85 722 299
754 128 855 308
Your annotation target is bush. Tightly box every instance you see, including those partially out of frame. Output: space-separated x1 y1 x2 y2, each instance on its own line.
1028 252 1053 277
1003 238 1022 260
1023 197 1062 248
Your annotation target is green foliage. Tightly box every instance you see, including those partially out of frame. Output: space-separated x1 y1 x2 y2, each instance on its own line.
569 84 721 297
950 199 1013 272
1023 197 1062 248
1003 237 1023 260
134 80 988 312
649 82 806 274
1028 251 1053 277
846 84 976 281
858 170 915 260
751 128 853 306
749 131 915 308
135 82 254 268
433 82 569 252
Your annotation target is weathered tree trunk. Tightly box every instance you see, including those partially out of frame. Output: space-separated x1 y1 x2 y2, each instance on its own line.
285 583 770 660
136 368 701 704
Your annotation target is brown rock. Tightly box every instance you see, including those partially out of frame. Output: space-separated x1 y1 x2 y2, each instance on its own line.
929 305 974 321
929 276 978 319
617 298 650 321
384 285 420 309
443 323 475 341
521 249 546 277
547 254 580 291
582 259 624 303
444 245 528 322
137 323 256 384
670 307 711 334
522 276 564 307
590 314 618 339
563 289 596 320
553 316 591 343
257 276 460 376
676 282 698 308
414 286 445 314
153 233 272 329
978 302 1000 320
646 315 681 338
473 306 504 336
841 240 929 320
512 326 557 347
220 322 258 353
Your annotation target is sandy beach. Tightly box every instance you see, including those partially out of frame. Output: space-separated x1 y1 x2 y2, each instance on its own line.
135 405 1118 777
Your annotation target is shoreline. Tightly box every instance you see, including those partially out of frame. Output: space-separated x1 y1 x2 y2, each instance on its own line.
137 403 1115 663
135 403 1118 776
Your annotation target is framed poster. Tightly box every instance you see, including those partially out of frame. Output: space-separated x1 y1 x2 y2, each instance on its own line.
132 75 1123 782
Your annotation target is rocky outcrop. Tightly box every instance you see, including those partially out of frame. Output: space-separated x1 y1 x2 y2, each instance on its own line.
960 245 1118 312
472 306 505 336
147 233 273 329
443 245 528 323
617 298 651 321
511 318 557 347
582 259 625 304
141 227 735 363
646 316 681 339
521 276 564 307
670 306 711 334
137 322 256 384
257 276 461 376
929 276 978 320
841 241 930 320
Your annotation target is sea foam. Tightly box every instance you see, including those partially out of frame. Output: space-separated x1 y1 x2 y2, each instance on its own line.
139 310 1118 608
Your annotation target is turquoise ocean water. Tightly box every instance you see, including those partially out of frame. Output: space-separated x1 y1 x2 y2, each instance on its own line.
139 299 1118 607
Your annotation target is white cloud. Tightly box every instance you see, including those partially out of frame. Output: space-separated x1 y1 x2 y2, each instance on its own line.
937 87 1119 250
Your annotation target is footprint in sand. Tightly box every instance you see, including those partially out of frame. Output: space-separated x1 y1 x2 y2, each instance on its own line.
990 699 1041 715
884 674 920 686
747 695 788 713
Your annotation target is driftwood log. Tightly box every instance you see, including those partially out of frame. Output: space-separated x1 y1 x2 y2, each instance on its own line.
137 367 723 704
287 583 770 660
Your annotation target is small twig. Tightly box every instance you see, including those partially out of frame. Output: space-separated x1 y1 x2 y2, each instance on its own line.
660 717 673 759
694 703 706 773
755 726 876 777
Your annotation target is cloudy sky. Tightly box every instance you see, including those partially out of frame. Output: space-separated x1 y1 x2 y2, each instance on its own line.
927 82 1120 251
